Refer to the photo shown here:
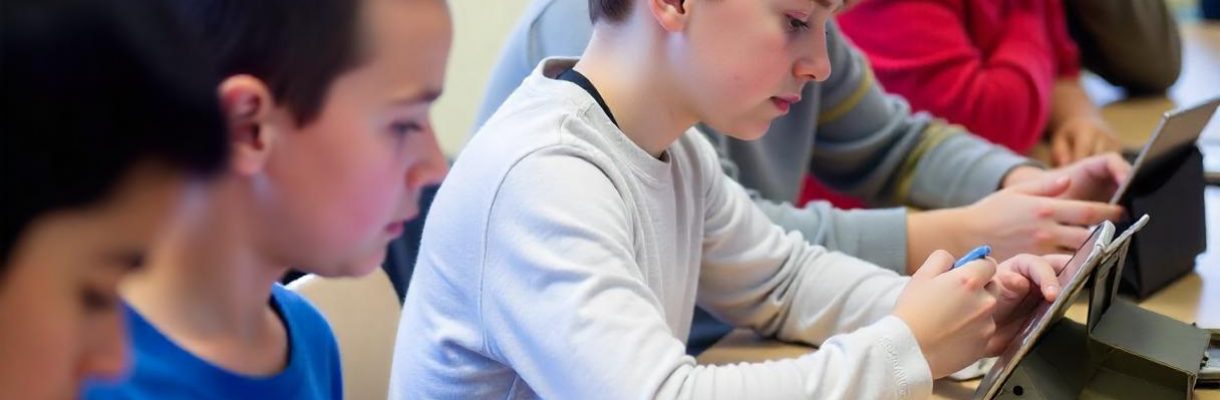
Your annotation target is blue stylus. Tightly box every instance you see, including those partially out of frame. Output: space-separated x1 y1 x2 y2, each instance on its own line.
952 245 992 269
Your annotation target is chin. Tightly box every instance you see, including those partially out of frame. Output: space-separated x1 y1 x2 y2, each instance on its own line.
702 117 770 141
344 248 389 277
306 249 386 278
721 123 771 141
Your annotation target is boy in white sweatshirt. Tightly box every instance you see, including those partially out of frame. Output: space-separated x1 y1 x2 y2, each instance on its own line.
392 0 1065 398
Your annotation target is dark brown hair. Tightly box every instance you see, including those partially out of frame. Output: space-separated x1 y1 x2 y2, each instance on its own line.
590 0 633 23
3 0 228 266
170 0 361 126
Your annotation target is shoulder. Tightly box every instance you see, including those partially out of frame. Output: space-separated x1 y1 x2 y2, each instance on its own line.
272 284 337 348
490 144 629 232
462 69 624 204
272 284 341 389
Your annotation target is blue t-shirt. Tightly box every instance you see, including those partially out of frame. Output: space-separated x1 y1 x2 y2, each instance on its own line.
84 284 342 399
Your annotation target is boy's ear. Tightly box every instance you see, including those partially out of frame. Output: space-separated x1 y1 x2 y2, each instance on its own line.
648 0 690 32
217 75 277 176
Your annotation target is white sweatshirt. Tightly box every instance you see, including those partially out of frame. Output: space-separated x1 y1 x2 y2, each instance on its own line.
390 58 934 400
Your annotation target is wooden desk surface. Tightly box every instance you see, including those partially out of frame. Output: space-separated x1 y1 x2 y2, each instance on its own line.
1083 22 1220 148
697 22 1220 399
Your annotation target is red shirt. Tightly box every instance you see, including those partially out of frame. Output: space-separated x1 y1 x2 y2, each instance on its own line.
800 0 1080 209
838 0 1080 154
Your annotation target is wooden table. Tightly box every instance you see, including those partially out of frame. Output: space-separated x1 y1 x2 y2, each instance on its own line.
697 22 1220 399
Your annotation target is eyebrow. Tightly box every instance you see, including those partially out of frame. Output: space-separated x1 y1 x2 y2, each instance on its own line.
391 89 444 106
812 0 842 12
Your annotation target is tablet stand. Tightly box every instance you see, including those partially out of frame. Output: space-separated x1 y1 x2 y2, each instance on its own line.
1119 146 1206 299
987 240 1210 399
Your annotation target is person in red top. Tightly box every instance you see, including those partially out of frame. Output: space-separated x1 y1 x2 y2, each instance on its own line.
836 0 1120 165
797 0 1120 210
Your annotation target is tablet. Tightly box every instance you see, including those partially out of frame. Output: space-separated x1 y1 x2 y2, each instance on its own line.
973 222 1115 400
1104 214 1149 255
1110 98 1220 204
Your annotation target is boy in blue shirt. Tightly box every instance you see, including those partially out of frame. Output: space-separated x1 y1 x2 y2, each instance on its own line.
85 0 451 398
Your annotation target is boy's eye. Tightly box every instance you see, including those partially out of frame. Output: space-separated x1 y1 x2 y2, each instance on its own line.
389 121 424 137
81 287 119 312
786 16 811 33
121 252 145 270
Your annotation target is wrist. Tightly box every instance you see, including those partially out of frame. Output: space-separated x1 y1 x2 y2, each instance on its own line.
935 206 978 256
906 208 974 272
1000 165 1044 189
1051 113 1103 132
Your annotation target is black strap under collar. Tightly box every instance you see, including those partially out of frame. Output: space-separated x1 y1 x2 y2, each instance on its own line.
556 68 618 127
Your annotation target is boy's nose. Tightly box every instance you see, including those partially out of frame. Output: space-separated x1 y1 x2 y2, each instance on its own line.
795 28 833 83
794 48 832 83
406 131 448 194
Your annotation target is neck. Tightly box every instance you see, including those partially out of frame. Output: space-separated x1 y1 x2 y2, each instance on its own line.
122 178 285 343
574 22 697 158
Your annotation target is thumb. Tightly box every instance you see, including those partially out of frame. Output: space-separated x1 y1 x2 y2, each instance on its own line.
1009 175 1071 197
1102 153 1132 185
913 250 956 280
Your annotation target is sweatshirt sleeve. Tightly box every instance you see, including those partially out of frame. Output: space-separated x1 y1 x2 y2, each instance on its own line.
837 0 1057 154
754 197 909 273
809 22 1034 210
693 132 934 398
479 148 932 400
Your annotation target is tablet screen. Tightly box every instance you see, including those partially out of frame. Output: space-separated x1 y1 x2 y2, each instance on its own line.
1110 98 1220 204
973 222 1114 399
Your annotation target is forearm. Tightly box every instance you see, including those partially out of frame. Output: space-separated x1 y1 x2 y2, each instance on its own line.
904 130 1033 208
905 208 973 274
702 176 911 339
653 316 933 399
754 197 909 273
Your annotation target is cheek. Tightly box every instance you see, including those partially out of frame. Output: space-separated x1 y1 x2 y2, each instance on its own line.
337 177 404 231
301 120 409 228
0 320 77 399
321 148 409 241
693 33 790 112
0 265 84 398
307 186 400 276
269 113 414 270
734 35 791 95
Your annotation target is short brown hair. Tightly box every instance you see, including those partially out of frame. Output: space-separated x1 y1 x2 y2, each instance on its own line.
589 0 632 23
171 0 361 126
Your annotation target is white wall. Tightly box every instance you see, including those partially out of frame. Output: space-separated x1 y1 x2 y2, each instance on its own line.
435 0 533 157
